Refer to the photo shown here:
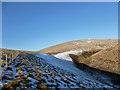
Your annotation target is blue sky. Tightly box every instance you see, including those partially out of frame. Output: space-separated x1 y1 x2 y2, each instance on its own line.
2 2 118 51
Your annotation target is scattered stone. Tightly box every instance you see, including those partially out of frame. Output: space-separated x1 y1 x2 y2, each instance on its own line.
17 70 22 74
7 77 13 80
62 79 70 84
51 75 55 79
22 75 28 79
37 70 42 74
38 84 48 89
16 77 22 80
45 70 49 73
3 79 21 88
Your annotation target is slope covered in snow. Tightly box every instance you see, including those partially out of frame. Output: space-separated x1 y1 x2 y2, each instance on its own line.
36 53 120 88
36 53 87 76
1 52 120 89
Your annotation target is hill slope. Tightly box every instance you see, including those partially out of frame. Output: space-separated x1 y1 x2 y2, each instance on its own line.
39 39 117 55
2 53 117 89
70 45 120 74
38 39 119 74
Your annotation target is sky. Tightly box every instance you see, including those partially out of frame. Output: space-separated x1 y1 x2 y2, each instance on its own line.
2 2 118 51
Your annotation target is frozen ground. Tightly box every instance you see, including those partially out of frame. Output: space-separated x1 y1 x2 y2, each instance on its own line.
36 53 120 88
1 53 119 89
54 50 83 61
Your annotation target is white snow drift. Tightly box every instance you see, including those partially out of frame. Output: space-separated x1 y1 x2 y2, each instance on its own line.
54 50 83 61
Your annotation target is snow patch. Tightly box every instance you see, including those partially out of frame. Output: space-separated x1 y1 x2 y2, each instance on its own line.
54 50 83 61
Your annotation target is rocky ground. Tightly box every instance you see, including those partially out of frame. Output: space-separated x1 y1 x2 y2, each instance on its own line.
1 53 118 89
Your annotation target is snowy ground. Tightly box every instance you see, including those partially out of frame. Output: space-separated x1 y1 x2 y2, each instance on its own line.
1 53 119 89
36 53 120 88
54 50 83 61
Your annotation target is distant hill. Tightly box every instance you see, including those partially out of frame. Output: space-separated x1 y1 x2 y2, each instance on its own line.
38 39 118 55
38 39 119 74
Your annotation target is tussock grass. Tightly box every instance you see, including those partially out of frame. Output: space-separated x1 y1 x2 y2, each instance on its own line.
38 39 118 55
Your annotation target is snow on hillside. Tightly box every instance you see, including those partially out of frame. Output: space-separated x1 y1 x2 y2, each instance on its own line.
36 53 100 81
36 53 85 75
35 53 113 88
1 52 119 89
36 53 120 88
54 50 83 61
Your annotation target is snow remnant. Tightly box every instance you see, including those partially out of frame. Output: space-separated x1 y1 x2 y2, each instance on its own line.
54 50 83 61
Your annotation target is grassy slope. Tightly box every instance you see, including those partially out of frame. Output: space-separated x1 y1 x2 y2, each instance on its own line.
1 48 37 54
86 45 120 74
38 39 118 55
1 48 37 59
71 45 120 74
38 39 119 74
1 39 119 74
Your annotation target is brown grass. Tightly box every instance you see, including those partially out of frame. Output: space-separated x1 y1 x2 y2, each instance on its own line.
38 39 119 74
85 45 120 74
70 45 119 74
1 39 119 74
38 39 118 55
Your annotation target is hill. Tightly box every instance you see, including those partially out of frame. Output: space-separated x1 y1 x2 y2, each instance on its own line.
1 39 120 89
38 39 117 55
38 39 119 74
70 45 120 74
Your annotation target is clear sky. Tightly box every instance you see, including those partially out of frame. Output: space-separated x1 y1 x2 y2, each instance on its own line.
2 2 118 51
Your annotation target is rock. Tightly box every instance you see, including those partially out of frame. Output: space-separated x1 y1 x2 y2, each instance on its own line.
64 75 69 79
34 77 42 81
51 75 55 79
9 87 14 90
32 68 35 71
62 79 70 84
3 79 21 88
16 77 22 80
45 70 49 73
7 77 12 80
19 73 24 76
17 70 22 74
22 75 28 79
28 73 33 77
37 70 42 74
38 84 48 89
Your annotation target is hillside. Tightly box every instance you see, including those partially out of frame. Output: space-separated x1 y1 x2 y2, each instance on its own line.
1 53 119 89
1 39 120 89
38 39 119 74
70 45 120 74
1 48 37 60
39 39 118 55
1 48 36 54
87 45 119 74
